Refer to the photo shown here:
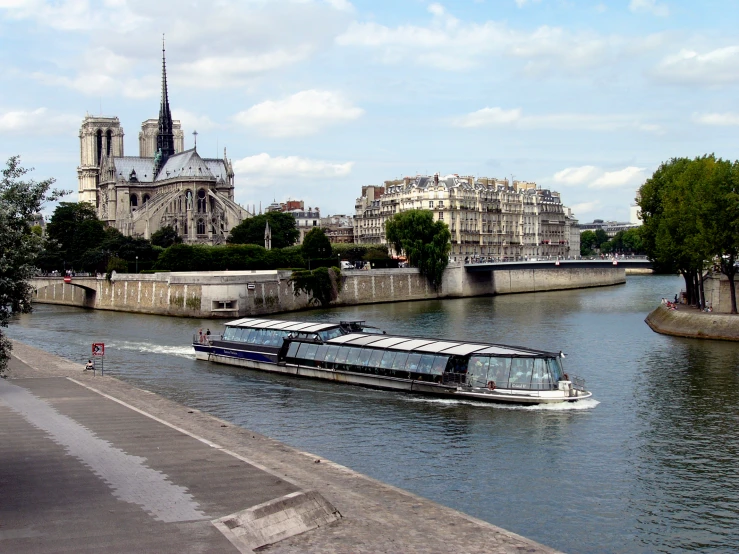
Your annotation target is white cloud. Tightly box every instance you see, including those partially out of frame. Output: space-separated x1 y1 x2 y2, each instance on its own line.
173 110 220 133
591 167 647 189
233 90 364 137
550 165 647 190
336 13 627 74
654 46 739 85
14 1 351 95
553 166 599 186
629 0 669 17
454 106 661 132
693 112 739 126
233 153 353 187
570 201 601 215
515 0 542 7
0 107 78 135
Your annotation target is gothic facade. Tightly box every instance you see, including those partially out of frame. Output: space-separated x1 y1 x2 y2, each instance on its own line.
77 47 250 244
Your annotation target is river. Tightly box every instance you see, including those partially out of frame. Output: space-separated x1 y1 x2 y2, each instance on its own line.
8 275 739 553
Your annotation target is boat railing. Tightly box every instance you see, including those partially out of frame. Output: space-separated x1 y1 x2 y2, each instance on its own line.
570 375 587 392
193 333 220 344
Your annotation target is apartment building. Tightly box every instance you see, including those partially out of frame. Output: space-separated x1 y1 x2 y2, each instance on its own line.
354 174 577 261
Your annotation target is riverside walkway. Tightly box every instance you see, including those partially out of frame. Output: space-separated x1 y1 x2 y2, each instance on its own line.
1 341 560 554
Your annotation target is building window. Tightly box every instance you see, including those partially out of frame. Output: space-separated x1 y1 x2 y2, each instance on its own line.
438 211 444 220
130 194 138 208
197 219 206 234
197 189 207 213
429 201 434 208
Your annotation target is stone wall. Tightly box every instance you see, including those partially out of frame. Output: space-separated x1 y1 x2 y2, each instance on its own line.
703 272 738 314
645 304 739 341
32 264 625 318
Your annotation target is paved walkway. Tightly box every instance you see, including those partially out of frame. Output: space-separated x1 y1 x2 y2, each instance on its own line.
1 341 561 553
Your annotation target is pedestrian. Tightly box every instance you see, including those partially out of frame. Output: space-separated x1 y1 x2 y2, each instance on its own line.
84 359 94 371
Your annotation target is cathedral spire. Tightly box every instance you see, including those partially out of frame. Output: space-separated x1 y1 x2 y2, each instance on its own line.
156 35 175 171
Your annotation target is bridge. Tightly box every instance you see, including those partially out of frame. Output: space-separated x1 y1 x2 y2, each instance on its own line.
30 276 100 308
464 258 653 272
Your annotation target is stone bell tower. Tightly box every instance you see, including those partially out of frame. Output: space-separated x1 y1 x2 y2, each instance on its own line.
77 116 124 205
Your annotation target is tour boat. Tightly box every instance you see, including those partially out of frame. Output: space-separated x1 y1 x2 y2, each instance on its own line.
193 318 591 405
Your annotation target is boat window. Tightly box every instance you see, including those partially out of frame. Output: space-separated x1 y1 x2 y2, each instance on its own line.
531 358 552 389
296 342 313 359
487 357 510 386
303 343 320 360
346 347 361 365
509 358 534 389
324 346 340 363
335 346 350 364
417 355 435 374
367 349 385 367
547 358 564 382
247 329 261 344
261 330 275 345
391 352 409 370
431 356 449 375
287 341 300 358
468 356 490 387
379 351 396 369
223 327 236 340
357 348 372 366
314 344 329 362
319 327 344 341
405 354 422 372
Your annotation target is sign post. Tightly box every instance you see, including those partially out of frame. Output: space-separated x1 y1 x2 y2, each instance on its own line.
92 343 105 376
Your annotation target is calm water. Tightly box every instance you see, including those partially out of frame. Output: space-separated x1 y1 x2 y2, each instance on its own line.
8 275 739 553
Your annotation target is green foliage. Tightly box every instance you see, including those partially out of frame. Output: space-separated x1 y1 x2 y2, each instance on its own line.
580 230 597 256
638 155 739 311
227 212 299 249
153 243 305 272
45 202 105 271
0 156 63 374
290 266 342 307
150 225 182 248
385 209 451 289
106 256 128 277
600 228 645 255
302 227 332 260
331 243 389 261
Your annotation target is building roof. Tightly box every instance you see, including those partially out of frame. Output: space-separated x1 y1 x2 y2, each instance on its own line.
112 148 228 184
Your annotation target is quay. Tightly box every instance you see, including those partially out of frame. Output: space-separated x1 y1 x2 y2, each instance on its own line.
30 261 634 319
1 340 560 553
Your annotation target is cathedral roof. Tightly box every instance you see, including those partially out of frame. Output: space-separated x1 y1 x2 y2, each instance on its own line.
158 148 215 180
113 157 157 182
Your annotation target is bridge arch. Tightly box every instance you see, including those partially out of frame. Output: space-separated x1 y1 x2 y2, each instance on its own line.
31 277 98 308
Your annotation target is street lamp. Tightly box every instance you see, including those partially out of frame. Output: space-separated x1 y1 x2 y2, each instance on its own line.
135 255 138 273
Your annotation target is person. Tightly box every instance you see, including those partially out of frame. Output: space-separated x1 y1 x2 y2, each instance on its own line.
206 328 211 338
674 294 679 304
198 328 203 343
84 359 94 371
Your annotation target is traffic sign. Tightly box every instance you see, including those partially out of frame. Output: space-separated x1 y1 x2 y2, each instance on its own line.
92 343 105 356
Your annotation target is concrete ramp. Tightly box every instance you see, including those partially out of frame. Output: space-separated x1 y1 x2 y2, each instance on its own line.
213 490 341 552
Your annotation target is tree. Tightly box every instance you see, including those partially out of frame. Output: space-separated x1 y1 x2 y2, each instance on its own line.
45 202 105 271
150 225 182 248
580 230 597 256
227 212 299 249
290 266 342 307
302 227 332 266
0 156 63 374
385 209 451 290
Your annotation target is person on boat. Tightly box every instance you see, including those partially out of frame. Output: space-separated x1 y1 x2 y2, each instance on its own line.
198 328 203 343
206 329 211 338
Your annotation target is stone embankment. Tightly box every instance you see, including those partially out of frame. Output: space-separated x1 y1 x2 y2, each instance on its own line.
31 263 626 318
2 340 561 554
645 304 739 341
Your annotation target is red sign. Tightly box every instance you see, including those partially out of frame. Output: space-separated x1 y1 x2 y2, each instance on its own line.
63 276 71 283
92 343 105 356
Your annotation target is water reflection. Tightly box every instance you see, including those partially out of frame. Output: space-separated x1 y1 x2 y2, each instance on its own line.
9 275 739 553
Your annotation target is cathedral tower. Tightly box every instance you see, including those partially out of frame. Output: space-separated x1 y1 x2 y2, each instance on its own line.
155 40 176 172
77 116 124 205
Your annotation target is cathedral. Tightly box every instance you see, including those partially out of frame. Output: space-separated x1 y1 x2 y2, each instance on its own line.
77 46 250 244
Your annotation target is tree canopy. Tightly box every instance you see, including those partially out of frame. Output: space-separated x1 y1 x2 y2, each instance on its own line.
150 225 182 248
302 227 332 261
638 155 739 312
44 202 105 271
227 212 299 249
385 209 451 290
0 156 63 374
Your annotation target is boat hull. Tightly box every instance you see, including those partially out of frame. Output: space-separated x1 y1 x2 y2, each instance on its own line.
195 345 591 405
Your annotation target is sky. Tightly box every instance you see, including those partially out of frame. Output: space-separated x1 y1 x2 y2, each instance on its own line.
2 0 739 222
